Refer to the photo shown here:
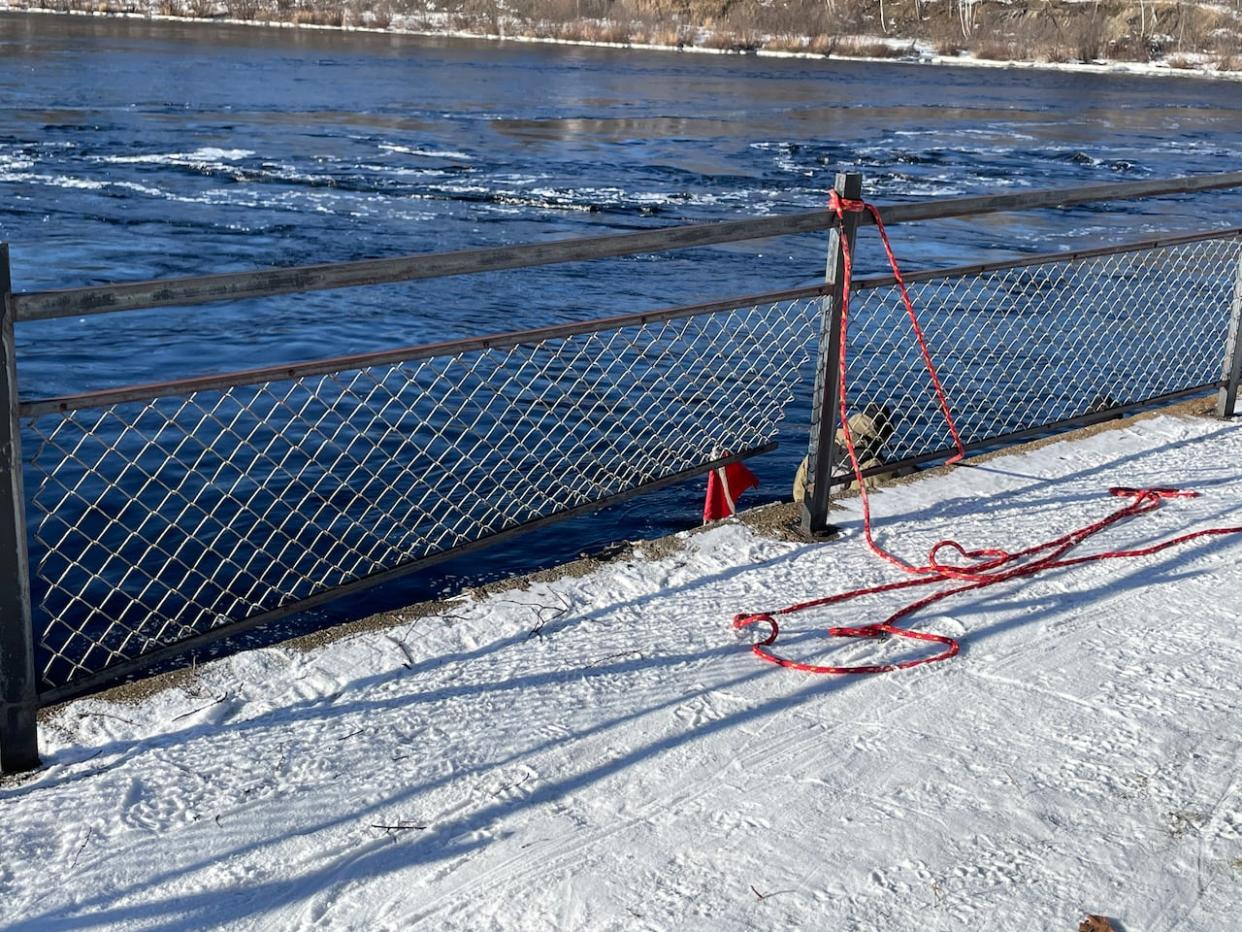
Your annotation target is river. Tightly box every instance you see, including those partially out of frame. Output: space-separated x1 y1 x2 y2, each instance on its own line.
3 11 1242 632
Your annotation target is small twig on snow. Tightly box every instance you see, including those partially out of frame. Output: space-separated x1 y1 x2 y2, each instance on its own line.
749 885 795 901
491 589 574 639
69 829 93 869
371 820 428 838
385 634 418 670
488 773 533 798
77 710 138 727
586 650 644 668
170 693 230 722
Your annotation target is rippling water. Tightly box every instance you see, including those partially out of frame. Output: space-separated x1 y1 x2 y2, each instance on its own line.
4 12 1242 625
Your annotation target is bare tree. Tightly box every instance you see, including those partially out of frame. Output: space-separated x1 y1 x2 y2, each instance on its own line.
958 0 977 37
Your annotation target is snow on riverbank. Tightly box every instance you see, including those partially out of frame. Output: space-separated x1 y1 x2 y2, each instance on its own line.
5 412 1242 929
7 6 1242 85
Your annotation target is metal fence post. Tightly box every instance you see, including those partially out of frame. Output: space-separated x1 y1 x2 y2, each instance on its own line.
0 244 39 773
1216 254 1242 419
801 171 863 538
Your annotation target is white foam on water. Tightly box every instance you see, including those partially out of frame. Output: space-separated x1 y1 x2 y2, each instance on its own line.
0 170 261 206
428 182 491 195
0 171 106 190
100 147 256 165
747 143 820 177
108 179 176 198
0 154 36 172
378 143 474 160
357 163 452 179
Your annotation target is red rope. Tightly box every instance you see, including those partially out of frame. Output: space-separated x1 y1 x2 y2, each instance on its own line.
733 192 1242 675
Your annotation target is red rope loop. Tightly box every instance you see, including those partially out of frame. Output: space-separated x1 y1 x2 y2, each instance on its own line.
737 192 1242 676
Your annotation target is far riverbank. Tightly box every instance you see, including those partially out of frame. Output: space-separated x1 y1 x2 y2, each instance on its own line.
5 4 1242 85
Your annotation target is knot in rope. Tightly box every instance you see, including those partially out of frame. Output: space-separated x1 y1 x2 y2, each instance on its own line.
827 190 867 215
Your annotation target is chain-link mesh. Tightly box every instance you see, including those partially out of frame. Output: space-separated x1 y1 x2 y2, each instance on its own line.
842 236 1242 468
22 297 820 689
20 234 1242 693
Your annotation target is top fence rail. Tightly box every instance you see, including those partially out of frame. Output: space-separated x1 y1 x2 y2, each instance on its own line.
20 224 1242 418
12 171 1242 322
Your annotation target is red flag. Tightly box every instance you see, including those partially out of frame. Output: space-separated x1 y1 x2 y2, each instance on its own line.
703 460 759 523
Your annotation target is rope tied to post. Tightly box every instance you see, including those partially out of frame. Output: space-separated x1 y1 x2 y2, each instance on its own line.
734 190 1242 675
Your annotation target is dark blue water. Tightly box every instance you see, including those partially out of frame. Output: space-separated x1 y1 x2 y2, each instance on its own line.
4 12 1242 631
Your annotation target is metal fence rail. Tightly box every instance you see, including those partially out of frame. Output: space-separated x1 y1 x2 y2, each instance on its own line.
4 170 1242 773
22 291 821 699
15 170 1242 320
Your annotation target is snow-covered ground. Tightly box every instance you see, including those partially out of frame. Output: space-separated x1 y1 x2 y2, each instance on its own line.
5 412 1242 929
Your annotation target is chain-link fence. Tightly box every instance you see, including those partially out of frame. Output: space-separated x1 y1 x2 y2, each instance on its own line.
21 293 822 693
839 233 1242 474
21 231 1242 699
5 175 1242 773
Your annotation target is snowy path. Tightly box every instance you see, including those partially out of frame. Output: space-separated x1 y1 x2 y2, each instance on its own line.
4 414 1242 930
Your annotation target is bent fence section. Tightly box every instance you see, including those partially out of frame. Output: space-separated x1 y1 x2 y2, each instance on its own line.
3 172 1242 771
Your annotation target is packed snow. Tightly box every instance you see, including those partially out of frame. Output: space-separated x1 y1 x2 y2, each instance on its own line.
4 412 1242 929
